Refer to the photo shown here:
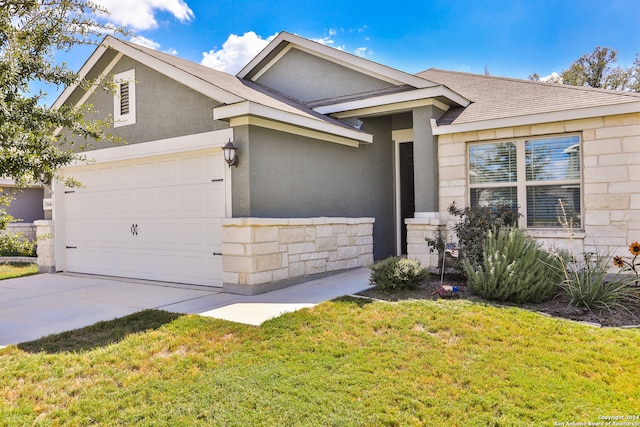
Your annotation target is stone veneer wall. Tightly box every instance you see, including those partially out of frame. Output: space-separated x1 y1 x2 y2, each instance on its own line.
222 217 374 294
405 215 447 271
34 220 55 273
408 112 640 270
4 223 37 242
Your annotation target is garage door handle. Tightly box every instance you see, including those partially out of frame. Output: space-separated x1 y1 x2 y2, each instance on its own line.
66 246 77 249
131 224 138 235
212 252 223 256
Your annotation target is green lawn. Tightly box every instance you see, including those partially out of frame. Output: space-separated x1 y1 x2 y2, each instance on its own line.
1 298 639 426
0 262 37 280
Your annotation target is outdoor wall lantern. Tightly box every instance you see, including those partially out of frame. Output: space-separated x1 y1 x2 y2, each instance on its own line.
222 139 239 168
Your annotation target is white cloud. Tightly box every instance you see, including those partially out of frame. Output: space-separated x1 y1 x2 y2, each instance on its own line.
354 47 371 57
312 36 335 46
129 35 160 50
540 72 563 84
94 0 194 31
201 32 278 74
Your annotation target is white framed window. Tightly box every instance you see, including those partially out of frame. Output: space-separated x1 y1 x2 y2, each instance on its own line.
468 134 581 228
113 69 136 127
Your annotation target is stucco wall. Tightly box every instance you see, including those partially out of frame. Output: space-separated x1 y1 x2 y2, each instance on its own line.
255 48 396 103
78 56 230 149
231 118 396 260
2 187 44 223
410 112 640 268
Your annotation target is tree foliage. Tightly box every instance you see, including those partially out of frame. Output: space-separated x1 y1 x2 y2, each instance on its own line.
560 46 640 92
0 0 125 187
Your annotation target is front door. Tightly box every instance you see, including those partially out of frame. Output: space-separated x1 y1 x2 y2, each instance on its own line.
399 142 415 254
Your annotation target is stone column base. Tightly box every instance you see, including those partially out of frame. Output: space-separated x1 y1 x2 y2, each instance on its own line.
34 220 55 273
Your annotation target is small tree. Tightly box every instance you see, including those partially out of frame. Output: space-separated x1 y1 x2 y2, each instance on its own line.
560 46 631 91
1 0 126 186
1 0 126 236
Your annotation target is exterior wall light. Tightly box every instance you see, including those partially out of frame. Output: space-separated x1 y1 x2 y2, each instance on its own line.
222 139 239 168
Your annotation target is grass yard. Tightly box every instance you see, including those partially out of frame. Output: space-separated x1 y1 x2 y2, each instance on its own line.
0 262 37 280
1 298 639 426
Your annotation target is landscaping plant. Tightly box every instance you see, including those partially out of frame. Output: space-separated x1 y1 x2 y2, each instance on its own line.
369 257 427 291
425 202 519 277
464 227 565 303
0 232 35 257
555 249 640 312
613 241 640 284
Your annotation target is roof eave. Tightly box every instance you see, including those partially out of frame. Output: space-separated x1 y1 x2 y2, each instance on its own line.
432 101 640 135
237 31 438 89
214 101 374 144
314 86 471 116
53 36 244 110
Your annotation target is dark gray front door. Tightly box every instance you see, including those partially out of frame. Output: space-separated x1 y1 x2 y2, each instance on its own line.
399 142 415 254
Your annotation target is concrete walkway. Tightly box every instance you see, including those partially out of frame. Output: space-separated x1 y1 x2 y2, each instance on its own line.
0 268 371 346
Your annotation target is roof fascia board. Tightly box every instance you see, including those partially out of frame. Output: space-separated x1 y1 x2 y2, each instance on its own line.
103 37 244 104
331 99 451 119
214 101 373 143
238 32 436 89
74 52 123 108
229 116 361 148
53 42 111 109
54 36 243 109
62 129 233 165
432 101 640 135
316 86 470 116
53 51 123 135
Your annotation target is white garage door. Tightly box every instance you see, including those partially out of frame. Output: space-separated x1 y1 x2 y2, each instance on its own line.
61 149 226 287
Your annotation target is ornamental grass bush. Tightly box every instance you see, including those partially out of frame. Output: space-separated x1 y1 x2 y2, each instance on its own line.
369 257 427 291
555 250 640 312
464 227 565 304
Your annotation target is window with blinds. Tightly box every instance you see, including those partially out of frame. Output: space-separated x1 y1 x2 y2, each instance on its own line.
469 135 581 228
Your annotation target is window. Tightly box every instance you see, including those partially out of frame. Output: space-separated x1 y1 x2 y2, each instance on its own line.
469 135 581 228
113 69 136 127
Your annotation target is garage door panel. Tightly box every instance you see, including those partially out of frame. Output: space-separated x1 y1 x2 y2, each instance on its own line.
62 149 225 286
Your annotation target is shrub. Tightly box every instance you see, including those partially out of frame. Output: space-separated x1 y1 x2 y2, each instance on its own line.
464 227 564 303
0 232 36 257
426 202 519 277
369 257 427 291
555 251 640 312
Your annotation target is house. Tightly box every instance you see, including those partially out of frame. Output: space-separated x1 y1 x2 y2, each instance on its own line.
1 180 45 243
38 31 640 294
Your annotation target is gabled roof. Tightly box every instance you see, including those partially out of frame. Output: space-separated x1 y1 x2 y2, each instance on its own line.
418 69 640 134
54 36 373 146
238 32 470 116
238 32 437 89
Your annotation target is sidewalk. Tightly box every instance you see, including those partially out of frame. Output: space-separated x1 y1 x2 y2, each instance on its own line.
0 268 371 346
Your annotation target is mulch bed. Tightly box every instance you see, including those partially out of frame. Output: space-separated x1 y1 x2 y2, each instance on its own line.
357 274 640 328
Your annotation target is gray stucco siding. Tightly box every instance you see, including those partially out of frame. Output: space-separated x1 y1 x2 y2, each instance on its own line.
73 55 230 149
234 120 395 260
255 48 396 104
3 187 44 223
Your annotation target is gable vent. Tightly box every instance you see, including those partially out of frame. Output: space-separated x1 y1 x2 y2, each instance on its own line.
120 82 130 115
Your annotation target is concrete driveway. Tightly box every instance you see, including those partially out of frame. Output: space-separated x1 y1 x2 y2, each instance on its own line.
0 268 371 346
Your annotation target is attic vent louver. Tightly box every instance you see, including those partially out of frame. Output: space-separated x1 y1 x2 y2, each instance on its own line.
113 69 136 127
120 82 130 115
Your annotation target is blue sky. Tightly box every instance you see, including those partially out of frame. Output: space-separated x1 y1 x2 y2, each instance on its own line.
47 0 640 103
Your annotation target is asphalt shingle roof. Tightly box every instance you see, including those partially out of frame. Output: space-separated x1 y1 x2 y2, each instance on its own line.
416 69 640 126
115 38 365 133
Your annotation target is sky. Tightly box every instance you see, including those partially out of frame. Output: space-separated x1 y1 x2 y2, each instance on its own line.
44 0 640 104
